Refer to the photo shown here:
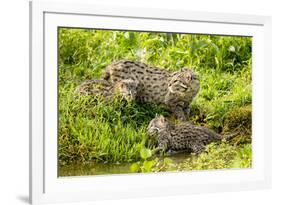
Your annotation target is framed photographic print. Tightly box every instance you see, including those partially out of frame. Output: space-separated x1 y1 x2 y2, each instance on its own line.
29 0 272 204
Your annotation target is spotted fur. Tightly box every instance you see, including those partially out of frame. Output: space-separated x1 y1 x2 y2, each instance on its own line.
147 115 237 154
103 60 200 120
75 79 138 101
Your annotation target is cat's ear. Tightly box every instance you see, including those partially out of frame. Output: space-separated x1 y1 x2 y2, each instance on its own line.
159 115 166 122
181 67 189 72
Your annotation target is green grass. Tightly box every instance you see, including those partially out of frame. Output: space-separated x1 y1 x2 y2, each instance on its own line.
58 28 252 171
178 142 252 171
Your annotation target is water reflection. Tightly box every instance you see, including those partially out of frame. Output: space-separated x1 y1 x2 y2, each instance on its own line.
59 152 192 177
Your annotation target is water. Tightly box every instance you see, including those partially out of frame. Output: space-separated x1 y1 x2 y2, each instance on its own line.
59 152 192 177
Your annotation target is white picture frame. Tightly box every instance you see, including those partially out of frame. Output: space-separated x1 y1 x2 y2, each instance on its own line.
29 0 272 204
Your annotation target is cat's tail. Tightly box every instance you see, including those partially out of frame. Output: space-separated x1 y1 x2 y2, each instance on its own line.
221 130 241 141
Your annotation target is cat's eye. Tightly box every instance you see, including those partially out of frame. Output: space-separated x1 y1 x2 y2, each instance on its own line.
180 83 188 89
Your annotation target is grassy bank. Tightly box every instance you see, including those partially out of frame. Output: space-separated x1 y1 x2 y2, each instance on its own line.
58 28 252 172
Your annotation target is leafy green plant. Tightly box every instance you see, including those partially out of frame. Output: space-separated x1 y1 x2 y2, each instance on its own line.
130 148 174 173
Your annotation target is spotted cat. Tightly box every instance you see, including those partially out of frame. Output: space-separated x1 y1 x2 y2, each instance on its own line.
147 115 238 154
75 79 138 101
103 60 200 120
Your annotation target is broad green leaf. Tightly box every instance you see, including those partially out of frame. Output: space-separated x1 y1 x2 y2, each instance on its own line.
130 163 140 173
143 160 155 172
140 148 152 160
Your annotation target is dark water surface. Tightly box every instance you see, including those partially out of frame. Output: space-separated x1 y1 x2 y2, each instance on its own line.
59 152 191 177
